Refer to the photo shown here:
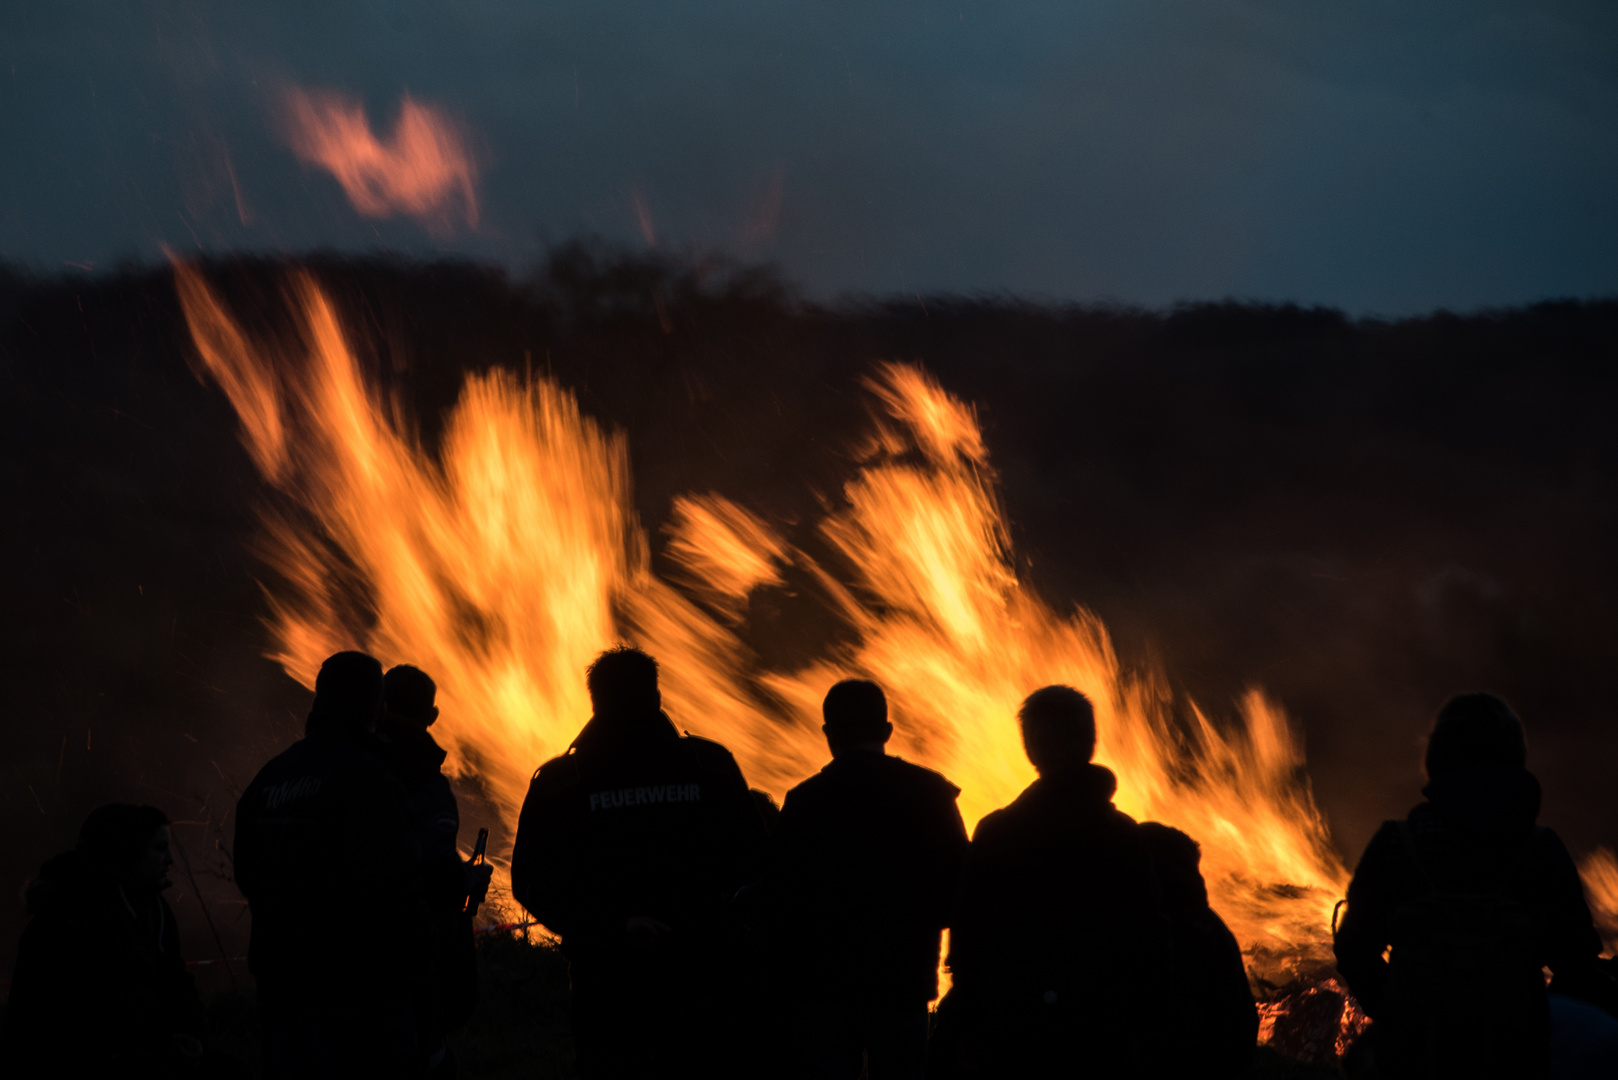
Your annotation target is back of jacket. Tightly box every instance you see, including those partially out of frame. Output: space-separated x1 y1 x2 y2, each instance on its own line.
510 713 767 963
948 764 1166 999
773 752 968 1006
1334 765 1611 1021
234 725 430 1001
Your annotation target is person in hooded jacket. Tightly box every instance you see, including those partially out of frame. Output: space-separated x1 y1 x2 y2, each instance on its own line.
379 664 493 1079
509 645 769 1080
1334 693 1618 1080
3 803 205 1077
234 651 433 1078
929 685 1172 1079
770 678 968 1079
1137 822 1256 1079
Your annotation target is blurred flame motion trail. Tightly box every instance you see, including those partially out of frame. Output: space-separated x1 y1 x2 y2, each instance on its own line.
663 494 790 623
174 260 822 833
282 87 479 232
177 260 634 826
1580 848 1618 957
178 261 1353 978
740 364 1350 976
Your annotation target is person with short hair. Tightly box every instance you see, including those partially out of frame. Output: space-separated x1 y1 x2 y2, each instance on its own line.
510 645 769 1079
3 803 208 1075
770 678 969 1079
1334 693 1618 1079
930 685 1172 1078
235 651 433 1078
380 664 492 1079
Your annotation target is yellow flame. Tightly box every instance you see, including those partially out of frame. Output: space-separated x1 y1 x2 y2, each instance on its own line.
663 494 789 623
1580 848 1618 958
753 363 1346 976
177 265 1346 980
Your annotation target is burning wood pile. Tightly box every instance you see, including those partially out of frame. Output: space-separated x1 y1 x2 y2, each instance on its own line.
1258 976 1371 1065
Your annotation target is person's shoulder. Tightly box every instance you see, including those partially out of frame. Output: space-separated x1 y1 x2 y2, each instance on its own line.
1525 823 1576 868
1138 820 1197 856
528 749 586 798
783 767 830 804
1348 819 1413 879
241 736 314 792
883 755 962 801
1371 817 1410 846
680 731 744 773
969 804 1017 843
328 734 408 791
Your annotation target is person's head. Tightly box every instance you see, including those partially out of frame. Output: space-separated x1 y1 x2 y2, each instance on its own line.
384 664 440 729
1425 693 1527 780
77 803 172 892
1018 685 1097 775
586 645 661 721
822 679 892 756
308 651 386 733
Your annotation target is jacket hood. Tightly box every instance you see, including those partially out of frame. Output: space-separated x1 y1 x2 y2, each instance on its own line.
1421 763 1541 838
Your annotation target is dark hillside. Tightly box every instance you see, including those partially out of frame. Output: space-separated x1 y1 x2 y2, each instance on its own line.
3 247 1616 978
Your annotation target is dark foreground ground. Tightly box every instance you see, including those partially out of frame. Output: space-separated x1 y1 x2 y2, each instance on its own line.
22 930 1332 1079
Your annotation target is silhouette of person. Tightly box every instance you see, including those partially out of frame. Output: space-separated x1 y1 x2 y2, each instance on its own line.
769 678 968 1079
509 645 769 1079
235 651 432 1078
930 685 1171 1079
380 664 493 1079
1137 822 1256 1078
1334 693 1618 1079
3 803 208 1075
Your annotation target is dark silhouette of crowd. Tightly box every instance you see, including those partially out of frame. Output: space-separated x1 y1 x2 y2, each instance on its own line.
5 646 1617 1078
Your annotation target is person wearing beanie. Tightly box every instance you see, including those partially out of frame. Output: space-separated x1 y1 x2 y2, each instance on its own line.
767 679 968 1079
1334 693 1618 1079
2 803 208 1075
234 651 433 1077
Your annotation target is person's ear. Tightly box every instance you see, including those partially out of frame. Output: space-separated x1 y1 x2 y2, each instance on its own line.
879 721 894 744
428 705 441 726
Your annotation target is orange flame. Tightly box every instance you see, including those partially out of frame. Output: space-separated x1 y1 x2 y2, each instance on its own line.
173 259 817 833
1580 848 1618 958
663 494 789 623
282 87 479 232
745 364 1347 977
176 263 1346 982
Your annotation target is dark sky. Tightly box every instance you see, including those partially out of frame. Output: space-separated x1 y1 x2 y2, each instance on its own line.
4 1 1617 312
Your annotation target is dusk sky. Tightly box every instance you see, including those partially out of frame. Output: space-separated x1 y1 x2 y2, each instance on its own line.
3 0 1616 312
